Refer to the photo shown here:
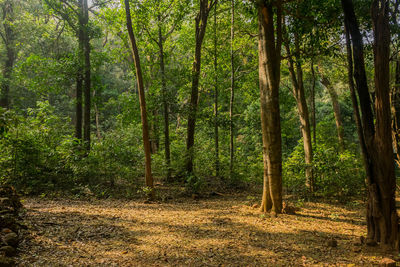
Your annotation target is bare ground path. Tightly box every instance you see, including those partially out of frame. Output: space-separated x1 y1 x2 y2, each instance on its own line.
15 196 395 266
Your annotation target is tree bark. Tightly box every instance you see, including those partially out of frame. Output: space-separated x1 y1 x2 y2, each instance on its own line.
283 31 314 192
83 0 91 151
320 75 345 151
125 0 154 196
157 15 172 181
342 0 398 249
229 0 235 179
0 0 15 109
370 0 398 249
344 23 368 174
185 0 216 174
258 1 283 214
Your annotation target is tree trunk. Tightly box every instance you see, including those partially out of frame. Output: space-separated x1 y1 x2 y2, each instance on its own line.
186 0 216 174
124 0 154 196
75 0 84 140
344 22 369 176
83 0 91 151
0 0 15 109
258 1 283 215
214 3 219 177
320 75 345 151
310 59 316 146
283 32 314 192
93 90 101 140
370 0 398 249
157 16 172 182
342 0 398 250
229 0 235 179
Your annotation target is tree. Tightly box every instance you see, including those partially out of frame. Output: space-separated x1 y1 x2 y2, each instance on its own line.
43 0 91 146
320 74 345 151
185 0 217 174
342 0 398 249
0 0 16 109
82 0 91 151
283 25 314 191
213 2 219 177
257 0 283 214
124 0 154 197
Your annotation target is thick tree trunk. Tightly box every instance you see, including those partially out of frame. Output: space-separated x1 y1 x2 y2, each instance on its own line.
157 16 172 181
186 0 216 173
284 33 314 192
214 3 219 177
342 0 398 250
125 0 154 196
370 0 398 249
83 0 91 151
258 1 283 214
0 0 15 109
229 0 235 178
320 76 345 150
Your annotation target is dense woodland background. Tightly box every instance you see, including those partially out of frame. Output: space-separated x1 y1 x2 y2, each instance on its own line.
1 0 400 250
0 0 367 196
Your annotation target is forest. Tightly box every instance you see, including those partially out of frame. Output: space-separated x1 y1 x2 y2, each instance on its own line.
0 0 399 265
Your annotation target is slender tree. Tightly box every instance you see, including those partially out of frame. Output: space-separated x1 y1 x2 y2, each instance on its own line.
283 29 314 191
258 0 283 214
82 0 91 151
320 74 345 151
124 0 154 196
75 0 84 140
185 0 217 173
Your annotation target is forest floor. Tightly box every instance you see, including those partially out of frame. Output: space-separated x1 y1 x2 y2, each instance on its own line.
15 194 399 266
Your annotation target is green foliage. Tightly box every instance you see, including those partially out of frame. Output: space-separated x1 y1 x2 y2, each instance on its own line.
0 101 75 193
284 139 365 199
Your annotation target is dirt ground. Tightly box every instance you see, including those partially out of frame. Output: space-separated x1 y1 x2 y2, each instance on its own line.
15 195 398 266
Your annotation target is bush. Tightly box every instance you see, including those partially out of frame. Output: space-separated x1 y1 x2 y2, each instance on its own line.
0 101 75 193
283 140 365 198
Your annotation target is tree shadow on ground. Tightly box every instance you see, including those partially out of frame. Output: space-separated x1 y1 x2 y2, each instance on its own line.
16 198 395 266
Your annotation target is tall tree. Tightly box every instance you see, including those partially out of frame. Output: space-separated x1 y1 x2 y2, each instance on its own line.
0 0 16 109
342 0 398 249
283 29 314 191
258 0 283 214
320 74 345 151
43 0 91 143
76 0 84 140
213 2 219 177
185 0 217 174
82 0 91 150
124 0 154 196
